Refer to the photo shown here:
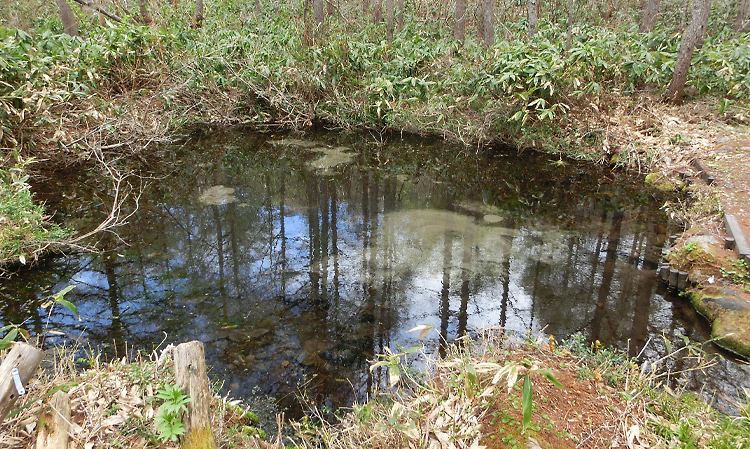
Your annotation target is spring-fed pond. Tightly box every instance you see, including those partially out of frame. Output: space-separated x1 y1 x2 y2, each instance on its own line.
3 131 749 416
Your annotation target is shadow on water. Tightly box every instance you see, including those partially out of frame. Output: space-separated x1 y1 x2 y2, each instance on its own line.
2 131 749 417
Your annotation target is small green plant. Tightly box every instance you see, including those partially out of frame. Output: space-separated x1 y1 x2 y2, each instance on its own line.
154 383 191 442
720 257 750 284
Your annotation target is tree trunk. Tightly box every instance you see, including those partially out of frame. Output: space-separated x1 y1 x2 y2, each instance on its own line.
194 0 204 27
0 342 44 424
55 0 79 36
314 0 324 25
639 0 660 32
326 0 334 16
454 0 467 40
397 0 404 31
137 0 154 25
666 0 711 104
482 0 494 47
34 390 70 449
363 0 369 14
174 341 216 449
735 0 749 34
528 0 539 38
97 0 107 26
565 0 574 50
373 0 383 23
303 0 314 46
386 0 395 42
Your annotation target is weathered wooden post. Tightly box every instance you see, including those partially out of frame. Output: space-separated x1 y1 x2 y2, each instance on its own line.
35 389 71 449
0 342 44 424
174 341 216 449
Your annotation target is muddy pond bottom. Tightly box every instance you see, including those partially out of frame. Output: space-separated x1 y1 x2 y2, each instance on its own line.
3 131 748 417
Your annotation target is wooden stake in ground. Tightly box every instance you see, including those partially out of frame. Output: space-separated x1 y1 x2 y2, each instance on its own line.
174 341 215 449
0 342 44 424
35 390 71 449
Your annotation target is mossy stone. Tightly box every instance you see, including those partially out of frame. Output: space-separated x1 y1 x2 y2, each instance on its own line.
644 172 676 191
688 288 750 358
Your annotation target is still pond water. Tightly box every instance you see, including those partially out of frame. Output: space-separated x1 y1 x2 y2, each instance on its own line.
3 132 749 415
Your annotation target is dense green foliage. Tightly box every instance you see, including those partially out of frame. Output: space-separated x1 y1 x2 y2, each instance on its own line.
1 2 749 152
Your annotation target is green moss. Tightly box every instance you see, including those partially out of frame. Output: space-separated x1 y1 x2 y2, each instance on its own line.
644 172 677 191
688 289 750 358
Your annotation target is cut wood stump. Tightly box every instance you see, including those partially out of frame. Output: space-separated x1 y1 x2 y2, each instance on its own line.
174 341 216 449
0 342 44 424
35 389 71 449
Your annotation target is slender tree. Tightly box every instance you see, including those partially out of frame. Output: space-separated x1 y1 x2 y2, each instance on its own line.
386 0 395 42
666 0 711 103
194 0 204 27
482 0 494 47
528 0 539 38
454 0 467 40
314 0 325 25
373 0 383 23
56 0 80 36
397 0 404 31
639 0 660 32
735 0 750 34
565 0 575 50
138 0 154 25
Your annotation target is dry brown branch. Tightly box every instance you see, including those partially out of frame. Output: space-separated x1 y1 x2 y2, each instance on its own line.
66 149 142 247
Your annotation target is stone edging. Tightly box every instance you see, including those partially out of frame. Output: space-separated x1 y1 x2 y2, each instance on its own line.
656 159 750 358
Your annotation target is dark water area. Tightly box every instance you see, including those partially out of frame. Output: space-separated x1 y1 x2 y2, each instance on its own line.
2 131 749 416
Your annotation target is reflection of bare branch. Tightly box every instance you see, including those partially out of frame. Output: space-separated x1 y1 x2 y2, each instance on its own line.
67 149 142 246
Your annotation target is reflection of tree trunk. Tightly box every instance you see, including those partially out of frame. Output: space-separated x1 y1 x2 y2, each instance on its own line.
320 179 329 297
438 194 454 358
229 201 241 298
280 171 287 296
457 221 474 337
56 0 79 36
212 205 226 303
590 211 623 343
630 218 659 356
102 234 126 357
330 181 340 303
499 218 515 328
308 177 321 305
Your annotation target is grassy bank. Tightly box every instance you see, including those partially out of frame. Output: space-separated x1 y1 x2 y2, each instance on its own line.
1 331 748 448
1 1 749 162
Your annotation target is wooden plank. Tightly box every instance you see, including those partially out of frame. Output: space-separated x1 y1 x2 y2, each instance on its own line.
0 342 44 424
35 389 71 449
174 341 216 449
